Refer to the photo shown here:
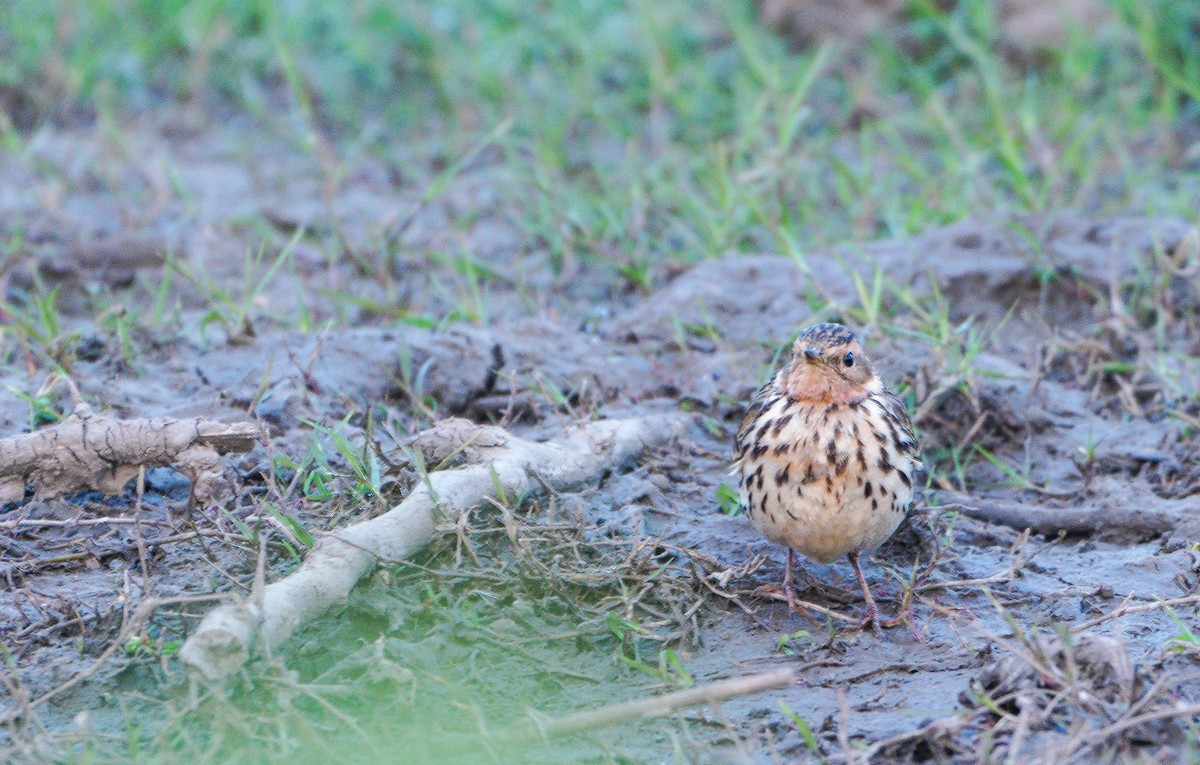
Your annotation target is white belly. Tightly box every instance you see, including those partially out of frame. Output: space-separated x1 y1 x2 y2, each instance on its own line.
738 395 915 564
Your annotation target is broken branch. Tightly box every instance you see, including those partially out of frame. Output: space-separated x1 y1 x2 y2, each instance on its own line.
178 415 683 680
0 400 259 505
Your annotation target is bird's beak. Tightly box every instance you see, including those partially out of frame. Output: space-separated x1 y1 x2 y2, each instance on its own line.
802 348 822 364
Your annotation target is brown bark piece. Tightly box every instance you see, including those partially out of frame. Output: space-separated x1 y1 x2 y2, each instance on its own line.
0 402 260 506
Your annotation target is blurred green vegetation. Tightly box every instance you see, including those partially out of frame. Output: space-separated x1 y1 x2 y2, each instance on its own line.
2 0 1197 264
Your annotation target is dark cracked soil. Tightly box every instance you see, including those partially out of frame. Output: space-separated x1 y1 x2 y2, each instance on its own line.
1 122 1200 764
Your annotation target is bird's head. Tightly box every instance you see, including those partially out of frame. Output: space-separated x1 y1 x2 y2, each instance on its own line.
781 323 879 403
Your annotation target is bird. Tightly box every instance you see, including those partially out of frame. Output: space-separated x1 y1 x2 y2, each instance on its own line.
733 322 920 632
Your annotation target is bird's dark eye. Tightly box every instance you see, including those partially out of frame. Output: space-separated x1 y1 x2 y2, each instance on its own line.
843 352 855 367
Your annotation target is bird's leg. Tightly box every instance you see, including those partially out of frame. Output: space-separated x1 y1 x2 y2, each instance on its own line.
783 549 801 613
848 551 884 636
754 549 810 616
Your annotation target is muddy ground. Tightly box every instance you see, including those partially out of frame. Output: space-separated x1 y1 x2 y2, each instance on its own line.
2 119 1200 764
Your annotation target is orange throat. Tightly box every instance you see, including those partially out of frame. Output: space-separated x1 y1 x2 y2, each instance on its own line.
781 363 875 405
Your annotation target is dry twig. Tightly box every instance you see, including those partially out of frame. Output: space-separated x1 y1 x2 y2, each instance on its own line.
499 668 795 743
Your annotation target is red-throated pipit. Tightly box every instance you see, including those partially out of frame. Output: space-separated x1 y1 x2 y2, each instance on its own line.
734 323 920 632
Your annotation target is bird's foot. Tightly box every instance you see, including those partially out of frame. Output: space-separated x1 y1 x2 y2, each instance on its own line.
754 584 811 617
853 605 912 637
846 551 908 638
855 605 885 637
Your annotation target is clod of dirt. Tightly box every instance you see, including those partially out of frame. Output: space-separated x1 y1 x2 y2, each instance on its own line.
606 215 1195 350
604 254 814 348
0 399 260 505
757 0 903 49
5 232 172 298
407 416 509 465
968 633 1137 710
388 327 505 414
757 0 1109 58
0 90 40 135
963 632 1188 751
1000 0 1111 53
39 233 170 286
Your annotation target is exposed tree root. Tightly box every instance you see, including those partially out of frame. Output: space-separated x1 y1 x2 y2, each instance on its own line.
934 491 1175 540
0 395 259 506
179 415 684 680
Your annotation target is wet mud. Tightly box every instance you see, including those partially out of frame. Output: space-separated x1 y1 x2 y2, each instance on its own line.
1 123 1199 763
